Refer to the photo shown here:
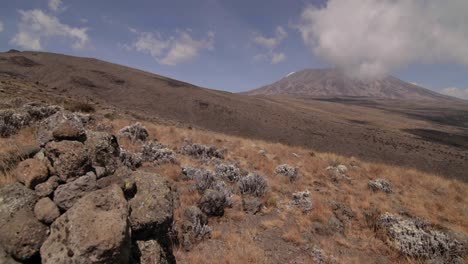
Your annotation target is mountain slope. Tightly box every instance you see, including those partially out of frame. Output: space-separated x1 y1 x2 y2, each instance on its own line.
246 69 455 101
0 51 467 180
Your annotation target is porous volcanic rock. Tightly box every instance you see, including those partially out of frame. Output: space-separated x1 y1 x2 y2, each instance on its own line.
14 158 49 189
45 140 91 182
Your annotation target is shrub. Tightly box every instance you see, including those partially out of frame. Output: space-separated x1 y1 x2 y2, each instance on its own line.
238 173 268 197
141 141 178 165
119 122 149 141
275 164 299 182
215 163 241 182
181 140 225 160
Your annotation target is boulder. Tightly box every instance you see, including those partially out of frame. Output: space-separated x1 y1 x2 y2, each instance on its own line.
85 131 120 175
134 240 173 264
34 197 60 224
181 206 211 251
0 245 20 264
129 172 175 239
14 158 49 189
53 173 97 211
45 140 91 182
242 196 262 214
35 176 59 197
377 213 466 263
198 189 227 217
37 111 85 145
0 183 48 261
97 167 136 199
41 185 131 264
368 179 393 193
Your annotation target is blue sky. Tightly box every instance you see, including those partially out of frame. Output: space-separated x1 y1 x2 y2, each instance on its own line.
0 0 467 98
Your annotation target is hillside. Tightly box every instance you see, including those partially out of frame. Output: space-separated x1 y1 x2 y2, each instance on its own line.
245 69 456 101
0 51 467 181
0 98 466 263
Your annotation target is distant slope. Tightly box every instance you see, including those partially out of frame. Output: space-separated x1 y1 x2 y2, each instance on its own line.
0 51 467 180
246 68 455 101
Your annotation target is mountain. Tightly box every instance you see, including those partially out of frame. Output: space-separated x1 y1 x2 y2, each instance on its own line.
246 68 455 101
0 51 467 180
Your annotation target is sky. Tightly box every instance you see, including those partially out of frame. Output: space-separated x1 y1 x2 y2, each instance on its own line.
0 0 467 98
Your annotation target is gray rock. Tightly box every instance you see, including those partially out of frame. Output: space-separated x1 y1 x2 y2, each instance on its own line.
34 197 60 224
14 158 49 189
37 111 85 145
198 189 227 217
0 245 20 264
97 167 136 199
34 176 59 197
85 131 120 175
41 185 131 264
242 196 262 214
181 206 211 251
134 240 172 264
129 172 175 239
53 173 97 210
45 140 91 182
119 122 149 141
368 179 393 193
377 213 466 263
0 183 48 261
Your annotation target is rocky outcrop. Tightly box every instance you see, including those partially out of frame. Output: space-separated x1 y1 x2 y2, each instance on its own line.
0 183 48 262
85 131 120 175
53 173 97 210
377 213 466 263
37 111 85 145
14 158 49 189
41 185 131 264
45 140 91 182
129 171 175 239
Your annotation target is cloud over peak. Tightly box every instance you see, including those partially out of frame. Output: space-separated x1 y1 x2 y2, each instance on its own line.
10 9 89 50
298 0 468 79
130 29 214 66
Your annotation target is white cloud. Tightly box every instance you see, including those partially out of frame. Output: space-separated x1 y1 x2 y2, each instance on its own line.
48 0 64 12
10 9 89 50
271 52 286 64
130 30 214 66
252 26 288 64
441 87 468 99
298 0 468 79
252 26 287 50
0 21 3 33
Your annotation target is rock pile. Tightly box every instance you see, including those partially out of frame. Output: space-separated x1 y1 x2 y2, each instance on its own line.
0 107 177 263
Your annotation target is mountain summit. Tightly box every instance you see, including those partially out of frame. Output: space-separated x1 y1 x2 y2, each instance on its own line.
246 69 453 101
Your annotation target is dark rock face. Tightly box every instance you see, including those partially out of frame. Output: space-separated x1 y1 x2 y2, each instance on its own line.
14 158 49 189
129 172 175 239
34 197 60 224
41 185 131 264
181 206 211 251
0 183 48 261
45 140 91 182
53 173 97 211
198 189 227 217
85 131 121 175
